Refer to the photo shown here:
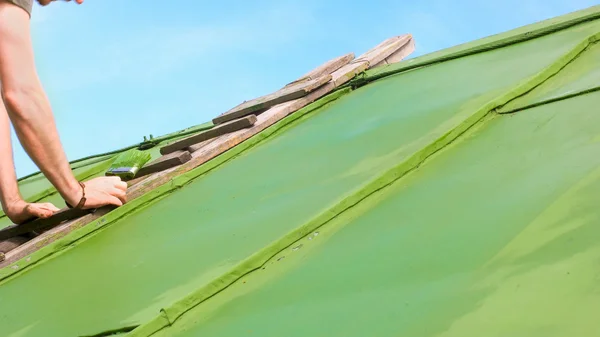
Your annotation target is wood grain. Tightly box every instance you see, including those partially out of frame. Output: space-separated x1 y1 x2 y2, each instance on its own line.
0 35 410 269
285 53 355 87
372 36 415 67
356 34 413 67
331 62 369 87
136 151 192 178
0 207 113 268
212 75 331 125
188 138 217 153
0 208 92 242
161 115 257 155
0 236 29 254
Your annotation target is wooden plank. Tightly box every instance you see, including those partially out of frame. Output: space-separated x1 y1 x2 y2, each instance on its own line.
356 34 413 67
187 138 217 153
384 37 415 64
0 208 92 242
0 236 29 254
161 115 257 155
331 62 369 87
285 53 355 87
372 37 415 67
136 151 192 178
0 35 409 269
0 207 113 268
212 75 331 125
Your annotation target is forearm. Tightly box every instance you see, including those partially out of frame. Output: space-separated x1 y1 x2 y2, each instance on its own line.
0 100 21 211
0 2 81 206
4 86 81 204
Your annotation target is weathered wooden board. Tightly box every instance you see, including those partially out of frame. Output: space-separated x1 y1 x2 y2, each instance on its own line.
0 236 29 255
356 34 413 67
136 151 192 178
187 138 217 153
0 207 92 242
285 53 355 87
0 206 113 268
212 75 331 125
372 36 415 67
161 115 257 155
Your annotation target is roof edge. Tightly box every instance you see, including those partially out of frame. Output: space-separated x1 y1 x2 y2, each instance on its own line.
348 4 600 88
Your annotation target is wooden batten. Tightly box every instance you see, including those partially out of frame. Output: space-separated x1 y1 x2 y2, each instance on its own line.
357 34 413 67
0 208 92 242
212 75 331 125
285 53 355 87
372 37 415 67
136 151 193 178
161 115 257 155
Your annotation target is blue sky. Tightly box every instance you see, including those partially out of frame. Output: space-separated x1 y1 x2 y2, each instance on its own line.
11 0 598 177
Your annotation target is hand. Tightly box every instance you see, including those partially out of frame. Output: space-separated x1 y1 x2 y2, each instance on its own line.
37 0 84 6
66 176 128 209
4 200 60 225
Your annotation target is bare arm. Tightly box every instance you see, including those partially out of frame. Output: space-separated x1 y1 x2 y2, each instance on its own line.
0 98 59 224
0 1 126 222
0 2 85 207
0 99 20 209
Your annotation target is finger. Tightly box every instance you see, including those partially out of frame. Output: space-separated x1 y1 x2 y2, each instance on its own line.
115 181 128 191
108 196 123 207
111 188 127 200
113 189 127 204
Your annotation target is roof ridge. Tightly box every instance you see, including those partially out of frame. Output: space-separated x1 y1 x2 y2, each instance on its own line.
348 5 600 88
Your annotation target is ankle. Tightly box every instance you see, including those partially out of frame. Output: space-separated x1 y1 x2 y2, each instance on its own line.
4 198 25 212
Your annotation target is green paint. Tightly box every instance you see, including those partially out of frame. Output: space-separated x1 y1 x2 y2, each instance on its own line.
152 91 600 337
500 40 600 113
0 7 599 337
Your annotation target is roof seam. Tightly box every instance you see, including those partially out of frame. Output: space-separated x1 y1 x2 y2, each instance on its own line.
127 31 598 335
499 85 600 114
346 6 600 89
498 40 600 114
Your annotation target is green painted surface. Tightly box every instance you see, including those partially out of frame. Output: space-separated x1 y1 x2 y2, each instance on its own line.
500 41 600 113
154 91 600 337
0 7 599 337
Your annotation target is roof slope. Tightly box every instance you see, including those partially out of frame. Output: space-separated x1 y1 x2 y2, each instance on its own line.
1 5 600 337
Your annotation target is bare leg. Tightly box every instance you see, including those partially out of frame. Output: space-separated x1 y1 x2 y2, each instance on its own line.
0 2 127 219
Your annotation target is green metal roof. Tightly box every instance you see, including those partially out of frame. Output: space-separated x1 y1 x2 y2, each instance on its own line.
1 5 600 337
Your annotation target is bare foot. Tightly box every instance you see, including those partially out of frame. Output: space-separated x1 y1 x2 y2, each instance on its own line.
5 200 60 225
